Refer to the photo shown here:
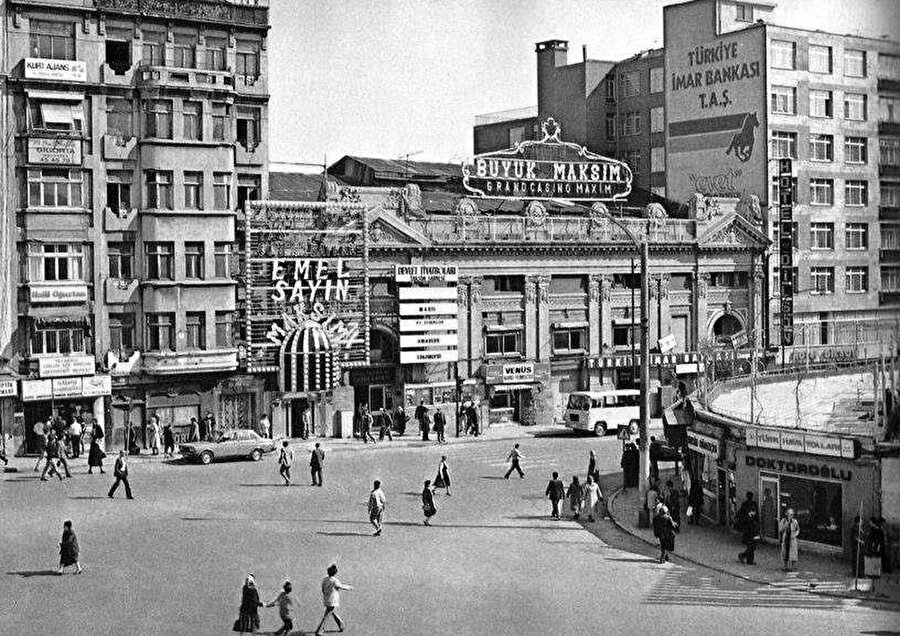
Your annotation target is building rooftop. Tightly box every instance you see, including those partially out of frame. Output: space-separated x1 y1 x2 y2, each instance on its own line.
474 106 538 127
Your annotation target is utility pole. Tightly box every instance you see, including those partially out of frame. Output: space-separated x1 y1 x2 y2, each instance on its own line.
638 240 651 503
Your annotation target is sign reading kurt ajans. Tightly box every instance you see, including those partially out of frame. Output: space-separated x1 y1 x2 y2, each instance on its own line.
462 118 632 201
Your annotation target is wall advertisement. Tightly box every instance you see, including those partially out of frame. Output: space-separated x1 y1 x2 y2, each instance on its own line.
664 17 767 204
396 265 458 365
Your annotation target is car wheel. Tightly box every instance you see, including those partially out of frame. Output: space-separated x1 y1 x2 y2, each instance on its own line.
250 449 262 462
199 451 213 465
593 422 607 436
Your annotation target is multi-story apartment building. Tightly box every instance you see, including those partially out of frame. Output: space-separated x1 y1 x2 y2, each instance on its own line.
4 0 269 454
475 0 899 350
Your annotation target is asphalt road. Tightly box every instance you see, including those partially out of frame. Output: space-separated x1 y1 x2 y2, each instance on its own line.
1 431 897 636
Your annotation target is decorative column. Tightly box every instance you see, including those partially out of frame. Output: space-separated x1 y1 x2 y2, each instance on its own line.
695 272 710 346
588 274 602 390
524 275 539 360
750 257 765 348
649 274 660 344
468 276 483 377
457 276 471 377
600 275 613 352
657 274 671 343
536 275 551 361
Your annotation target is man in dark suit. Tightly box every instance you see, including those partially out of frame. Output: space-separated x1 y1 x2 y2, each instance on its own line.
310 443 325 486
415 400 429 442
108 450 134 499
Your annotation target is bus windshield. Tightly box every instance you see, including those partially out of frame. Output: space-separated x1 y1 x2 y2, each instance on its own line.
567 394 592 411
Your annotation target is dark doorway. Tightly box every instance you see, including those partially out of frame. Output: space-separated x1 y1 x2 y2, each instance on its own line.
289 398 311 438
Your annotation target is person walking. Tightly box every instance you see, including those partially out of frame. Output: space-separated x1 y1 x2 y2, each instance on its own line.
581 475 603 523
87 431 106 475
315 564 353 636
545 471 565 520
360 406 377 444
504 443 525 479
68 417 83 459
460 404 472 436
467 403 480 437
688 475 704 525
653 504 677 563
393 405 408 437
378 407 393 441
40 432 64 481
258 413 271 439
415 399 429 441
310 442 325 486
189 417 200 442
422 480 437 526
162 421 175 458
433 408 446 443
108 450 134 499
55 430 73 478
566 476 583 519
368 480 386 536
265 580 297 636
205 412 218 442
148 414 161 456
57 520 83 575
234 574 262 633
865 516 886 579
587 450 600 484
434 455 451 496
32 419 49 472
779 508 800 571
277 441 293 486
665 479 682 531
738 508 761 565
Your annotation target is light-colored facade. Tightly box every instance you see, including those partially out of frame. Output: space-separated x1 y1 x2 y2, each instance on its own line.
4 0 269 453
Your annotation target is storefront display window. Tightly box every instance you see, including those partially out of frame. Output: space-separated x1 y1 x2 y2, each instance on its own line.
778 475 842 547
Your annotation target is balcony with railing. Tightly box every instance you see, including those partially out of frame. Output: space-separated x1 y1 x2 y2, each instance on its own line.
95 0 268 27
135 62 235 92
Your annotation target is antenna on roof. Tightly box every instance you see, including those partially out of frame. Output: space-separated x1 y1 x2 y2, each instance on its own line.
399 150 424 176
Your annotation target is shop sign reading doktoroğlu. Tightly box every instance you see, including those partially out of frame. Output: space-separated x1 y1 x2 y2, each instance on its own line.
462 118 632 202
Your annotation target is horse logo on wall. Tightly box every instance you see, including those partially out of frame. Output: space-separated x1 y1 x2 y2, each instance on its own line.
725 112 758 163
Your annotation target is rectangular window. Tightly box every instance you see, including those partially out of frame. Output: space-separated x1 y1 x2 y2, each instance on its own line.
236 174 260 210
106 170 132 214
185 312 205 349
845 180 868 206
883 182 900 207
107 242 134 279
145 170 173 209
605 113 616 140
146 313 175 351
736 3 752 22
649 67 664 94
236 40 260 78
622 111 641 136
771 40 796 70
31 326 85 356
484 275 524 294
844 49 866 77
508 125 525 147
108 313 135 354
549 275 585 295
845 137 868 164
809 222 834 250
651 146 666 173
809 178 834 205
604 77 615 100
810 267 835 294
845 267 868 293
552 328 585 353
882 266 900 292
144 99 173 138
485 330 522 356
882 226 900 249
710 272 749 288
771 86 796 114
215 311 233 348
211 103 229 142
204 36 227 71
27 243 84 282
844 93 867 121
623 150 642 178
880 138 900 166
809 90 833 118
30 19 75 60
182 101 202 141
771 175 798 203
105 30 132 75
236 107 260 150
650 106 664 133
772 267 799 295
106 97 132 137
29 100 84 133
145 242 174 280
214 242 231 278
27 168 82 208
845 223 868 250
184 242 205 279
770 131 797 158
183 171 203 209
882 97 900 123
809 134 833 161
612 325 637 347
809 45 832 74
172 32 196 68
620 71 640 97
772 221 799 250
213 172 231 209
142 29 166 66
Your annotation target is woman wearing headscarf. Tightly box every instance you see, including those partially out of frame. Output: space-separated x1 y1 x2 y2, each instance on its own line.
566 475 583 520
422 480 437 526
87 427 106 474
234 574 262 633
581 475 603 523
652 504 677 563
57 520 83 574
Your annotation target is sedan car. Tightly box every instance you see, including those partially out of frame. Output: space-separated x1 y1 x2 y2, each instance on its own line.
179 428 276 465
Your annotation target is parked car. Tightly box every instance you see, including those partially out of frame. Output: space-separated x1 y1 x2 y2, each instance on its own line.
179 429 276 465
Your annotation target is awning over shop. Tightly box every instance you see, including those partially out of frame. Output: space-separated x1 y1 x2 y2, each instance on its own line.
490 383 535 393
29 306 90 325
278 321 338 393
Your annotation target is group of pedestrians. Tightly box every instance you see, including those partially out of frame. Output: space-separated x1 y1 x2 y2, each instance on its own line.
234 566 354 636
544 468 605 522
277 441 326 487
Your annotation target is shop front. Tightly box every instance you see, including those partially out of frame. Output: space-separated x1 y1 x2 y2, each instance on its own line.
21 373 111 454
736 428 874 557
685 427 727 525
0 376 19 455
484 362 547 426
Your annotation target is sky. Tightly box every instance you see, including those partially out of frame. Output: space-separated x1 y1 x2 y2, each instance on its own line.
267 0 900 171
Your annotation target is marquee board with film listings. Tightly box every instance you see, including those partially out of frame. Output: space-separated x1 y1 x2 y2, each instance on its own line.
244 200 371 392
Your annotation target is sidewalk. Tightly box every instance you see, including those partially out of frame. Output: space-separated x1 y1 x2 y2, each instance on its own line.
608 480 900 606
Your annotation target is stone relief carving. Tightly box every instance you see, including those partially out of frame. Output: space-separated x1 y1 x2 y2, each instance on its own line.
454 197 479 231
600 275 612 302
402 184 423 217
660 274 670 300
698 273 710 299
524 277 537 304
588 274 602 302
536 275 550 303
588 203 611 239
470 276 483 303
525 200 548 229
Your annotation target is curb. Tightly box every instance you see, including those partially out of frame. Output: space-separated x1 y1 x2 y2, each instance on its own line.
606 487 900 608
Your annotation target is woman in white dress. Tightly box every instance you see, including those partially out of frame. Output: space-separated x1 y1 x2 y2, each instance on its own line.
581 475 604 523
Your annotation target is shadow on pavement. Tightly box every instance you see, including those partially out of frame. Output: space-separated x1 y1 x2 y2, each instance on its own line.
316 531 370 537
478 476 507 480
7 570 59 578
238 484 309 488
529 430 576 439
182 516 583 532
68 496 109 500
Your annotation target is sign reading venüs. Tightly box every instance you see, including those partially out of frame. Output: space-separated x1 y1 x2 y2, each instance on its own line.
462 118 632 201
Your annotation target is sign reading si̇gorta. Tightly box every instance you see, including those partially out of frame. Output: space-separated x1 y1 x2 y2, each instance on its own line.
462 118 632 202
